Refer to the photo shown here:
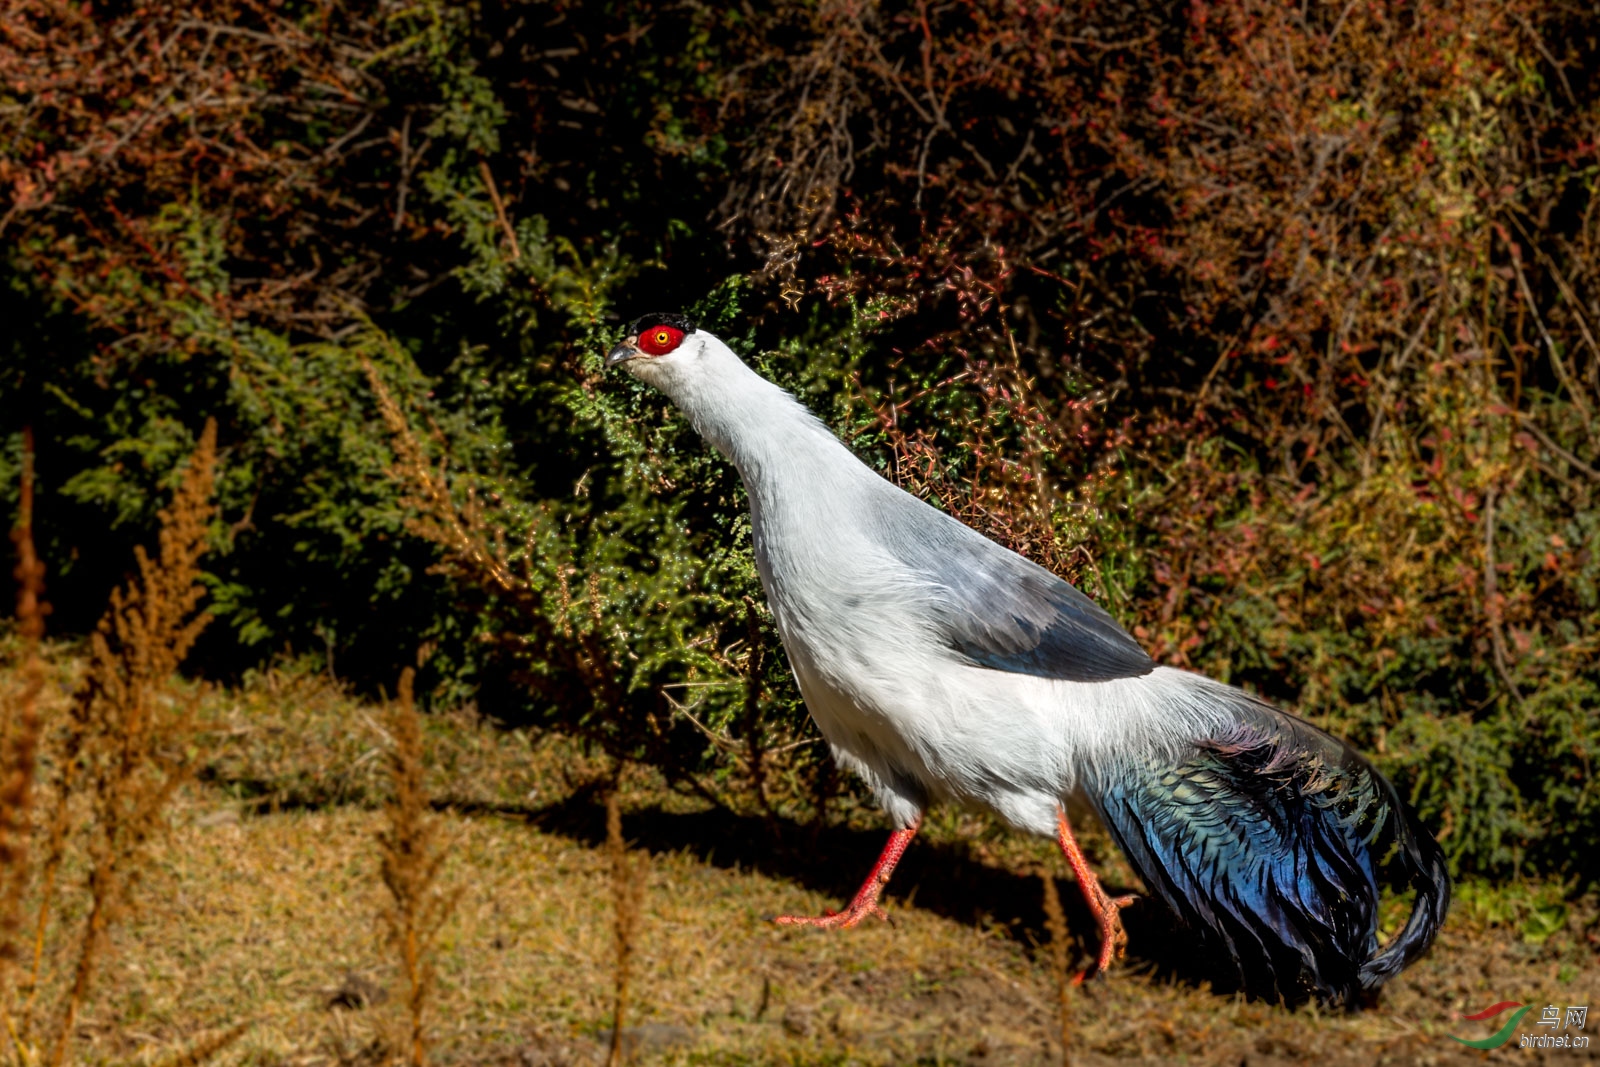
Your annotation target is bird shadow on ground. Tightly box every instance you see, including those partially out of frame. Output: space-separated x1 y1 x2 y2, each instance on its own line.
446 790 1235 997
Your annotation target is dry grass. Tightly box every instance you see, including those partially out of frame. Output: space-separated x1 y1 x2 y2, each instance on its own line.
1038 874 1071 1067
0 653 1579 1066
378 667 455 1067
0 420 231 1067
604 784 645 1067
0 433 47 1014
44 419 216 1065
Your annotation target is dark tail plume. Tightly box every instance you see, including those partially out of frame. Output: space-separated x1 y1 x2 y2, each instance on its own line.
1090 692 1450 1006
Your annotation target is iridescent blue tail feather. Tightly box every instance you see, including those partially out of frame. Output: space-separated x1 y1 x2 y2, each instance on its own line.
1090 693 1450 1005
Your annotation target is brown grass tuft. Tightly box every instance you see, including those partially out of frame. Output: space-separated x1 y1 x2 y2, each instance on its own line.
605 783 644 1067
377 666 454 1067
0 431 48 1017
1039 872 1072 1067
1 419 220 1066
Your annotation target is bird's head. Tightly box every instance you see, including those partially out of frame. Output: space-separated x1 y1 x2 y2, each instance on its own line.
604 313 708 388
604 314 779 452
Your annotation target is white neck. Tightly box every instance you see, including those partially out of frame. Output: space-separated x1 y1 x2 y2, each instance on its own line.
635 336 862 497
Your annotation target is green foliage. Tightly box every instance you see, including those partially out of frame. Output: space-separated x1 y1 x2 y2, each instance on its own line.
357 219 839 786
2 0 1596 885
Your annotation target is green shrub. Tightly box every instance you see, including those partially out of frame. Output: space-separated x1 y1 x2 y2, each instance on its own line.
2 0 1595 883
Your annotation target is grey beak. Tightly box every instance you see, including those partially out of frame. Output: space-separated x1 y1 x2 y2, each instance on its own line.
605 341 638 368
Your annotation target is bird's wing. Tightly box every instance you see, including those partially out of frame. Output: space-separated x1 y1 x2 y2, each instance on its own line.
1088 692 1450 1004
872 490 1155 683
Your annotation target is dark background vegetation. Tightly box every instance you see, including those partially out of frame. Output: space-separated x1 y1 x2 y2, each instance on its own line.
3 0 1597 885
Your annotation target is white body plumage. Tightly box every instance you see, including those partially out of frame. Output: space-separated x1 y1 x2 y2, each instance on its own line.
620 326 1227 836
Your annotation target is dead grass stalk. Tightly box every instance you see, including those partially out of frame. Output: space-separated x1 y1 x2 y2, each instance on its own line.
0 432 47 1023
377 667 454 1067
9 419 218 1066
1039 872 1072 1067
605 784 643 1067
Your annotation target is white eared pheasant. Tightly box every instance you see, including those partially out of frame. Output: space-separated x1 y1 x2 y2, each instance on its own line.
605 313 1449 1004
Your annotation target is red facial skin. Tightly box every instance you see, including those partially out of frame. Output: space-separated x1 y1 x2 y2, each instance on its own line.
636 325 685 356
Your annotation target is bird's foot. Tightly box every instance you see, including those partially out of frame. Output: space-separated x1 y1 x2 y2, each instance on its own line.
769 821 921 932
1055 806 1137 982
1073 888 1136 984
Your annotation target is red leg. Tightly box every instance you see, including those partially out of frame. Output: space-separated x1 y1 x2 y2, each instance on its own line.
1055 807 1136 981
773 817 922 929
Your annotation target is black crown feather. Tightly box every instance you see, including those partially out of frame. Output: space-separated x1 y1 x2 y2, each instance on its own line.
625 312 698 336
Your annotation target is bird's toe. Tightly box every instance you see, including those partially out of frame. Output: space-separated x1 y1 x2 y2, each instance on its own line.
769 900 892 930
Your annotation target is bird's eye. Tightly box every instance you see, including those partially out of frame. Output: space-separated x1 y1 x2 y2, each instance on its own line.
636 324 685 356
